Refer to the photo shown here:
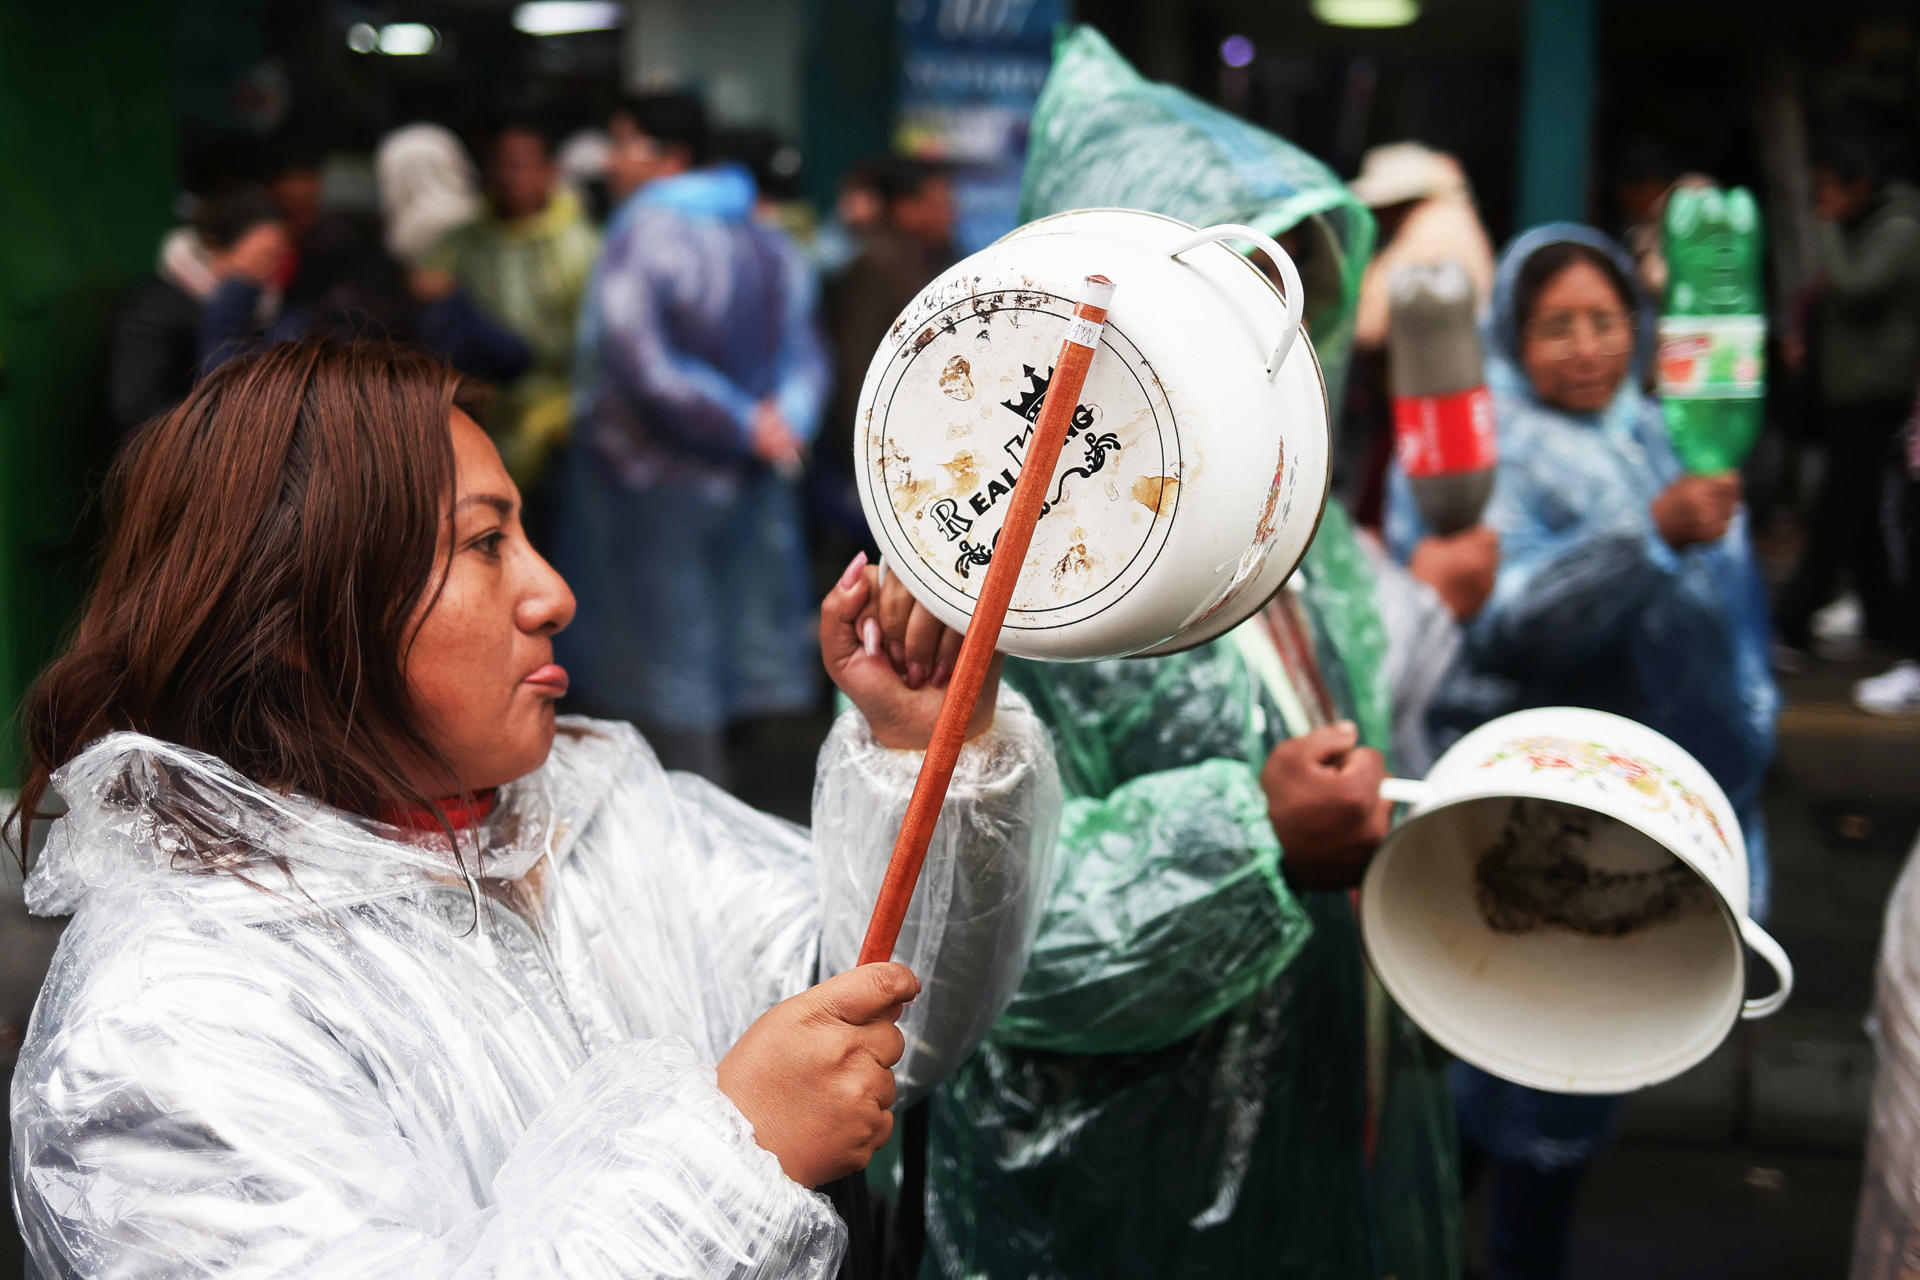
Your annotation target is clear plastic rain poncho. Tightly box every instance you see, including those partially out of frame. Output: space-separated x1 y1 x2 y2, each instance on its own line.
1385 223 1778 919
926 502 1460 1279
11 703 1061 1279
1854 833 1920 1279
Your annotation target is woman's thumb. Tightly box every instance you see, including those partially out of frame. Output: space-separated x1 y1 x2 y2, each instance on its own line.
815 963 920 1024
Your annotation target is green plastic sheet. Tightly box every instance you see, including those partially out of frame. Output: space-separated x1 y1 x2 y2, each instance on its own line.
926 503 1460 1278
921 29 1457 1278
1019 26 1377 410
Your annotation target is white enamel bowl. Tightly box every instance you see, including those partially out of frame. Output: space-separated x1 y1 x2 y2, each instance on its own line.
852 207 1331 661
1363 706 1793 1094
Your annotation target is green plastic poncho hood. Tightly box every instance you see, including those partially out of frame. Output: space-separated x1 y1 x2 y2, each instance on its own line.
1020 26 1376 408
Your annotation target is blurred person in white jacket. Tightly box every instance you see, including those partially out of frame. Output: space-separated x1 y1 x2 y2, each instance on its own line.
7 335 1060 1280
1349 142 1497 353
375 123 483 267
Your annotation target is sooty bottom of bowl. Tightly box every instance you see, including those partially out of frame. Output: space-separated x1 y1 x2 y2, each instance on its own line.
1474 798 1713 938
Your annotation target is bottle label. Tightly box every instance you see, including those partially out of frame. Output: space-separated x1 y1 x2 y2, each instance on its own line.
1657 315 1765 400
1393 385 1497 478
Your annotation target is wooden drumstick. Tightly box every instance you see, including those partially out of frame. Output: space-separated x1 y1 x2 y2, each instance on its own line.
857 273 1115 966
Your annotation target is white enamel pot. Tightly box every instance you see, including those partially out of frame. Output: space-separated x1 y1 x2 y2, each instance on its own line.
852 208 1331 661
1361 707 1793 1094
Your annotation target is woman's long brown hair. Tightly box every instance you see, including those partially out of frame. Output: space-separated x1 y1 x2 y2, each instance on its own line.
13 336 483 861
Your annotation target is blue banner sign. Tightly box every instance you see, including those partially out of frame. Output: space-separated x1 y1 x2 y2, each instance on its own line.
895 0 1064 252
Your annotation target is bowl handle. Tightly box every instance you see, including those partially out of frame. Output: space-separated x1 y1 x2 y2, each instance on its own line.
1378 777 1428 808
1167 223 1305 379
1738 918 1794 1019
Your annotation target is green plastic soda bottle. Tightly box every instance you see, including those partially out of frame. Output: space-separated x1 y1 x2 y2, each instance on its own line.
1658 186 1766 474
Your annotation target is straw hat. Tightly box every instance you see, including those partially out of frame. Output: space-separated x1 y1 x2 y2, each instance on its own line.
1349 142 1468 208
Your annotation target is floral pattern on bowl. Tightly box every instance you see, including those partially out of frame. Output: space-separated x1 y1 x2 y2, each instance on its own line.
1477 734 1734 864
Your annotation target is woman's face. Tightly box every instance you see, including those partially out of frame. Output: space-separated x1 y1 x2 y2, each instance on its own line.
1520 259 1635 414
404 412 576 795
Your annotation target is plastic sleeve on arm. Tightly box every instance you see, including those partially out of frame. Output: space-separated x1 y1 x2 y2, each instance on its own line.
12 926 842 1280
813 688 1064 1108
1361 531 1464 777
650 768 827 1041
1640 509 1684 573
993 756 1315 1057
772 254 831 445
1471 501 1678 677
597 239 759 458
460 1038 843 1279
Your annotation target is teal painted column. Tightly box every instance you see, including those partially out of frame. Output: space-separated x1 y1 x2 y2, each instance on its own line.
1515 0 1599 229
801 0 897 211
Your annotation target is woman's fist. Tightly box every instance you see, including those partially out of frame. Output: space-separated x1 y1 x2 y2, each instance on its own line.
717 962 919 1188
1262 722 1394 892
1408 524 1501 620
1652 473 1740 548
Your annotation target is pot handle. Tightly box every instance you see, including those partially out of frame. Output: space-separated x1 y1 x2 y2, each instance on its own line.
1378 777 1428 808
1738 918 1794 1019
1167 223 1305 379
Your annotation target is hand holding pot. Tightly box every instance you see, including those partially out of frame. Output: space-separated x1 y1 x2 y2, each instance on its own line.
1409 524 1500 620
717 962 917 1187
1263 722 1394 892
1652 472 1740 548
821 553 1000 750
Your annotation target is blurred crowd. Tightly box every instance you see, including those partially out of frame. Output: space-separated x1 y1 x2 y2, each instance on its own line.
116 87 1920 769
114 94 972 789
96 63 1920 1280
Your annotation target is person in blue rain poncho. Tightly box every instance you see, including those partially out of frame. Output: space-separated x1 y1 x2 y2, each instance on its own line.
1386 224 1779 1280
555 91 828 784
889 28 1495 1280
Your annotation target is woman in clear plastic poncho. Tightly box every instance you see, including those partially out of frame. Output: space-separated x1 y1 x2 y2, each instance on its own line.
8 337 1061 1280
1386 226 1777 1279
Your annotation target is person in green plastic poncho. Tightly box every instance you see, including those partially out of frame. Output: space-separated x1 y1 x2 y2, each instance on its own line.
430 120 601 491
859 29 1495 1279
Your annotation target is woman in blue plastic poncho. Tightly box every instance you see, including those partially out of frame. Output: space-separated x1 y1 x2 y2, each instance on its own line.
1387 225 1778 1279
